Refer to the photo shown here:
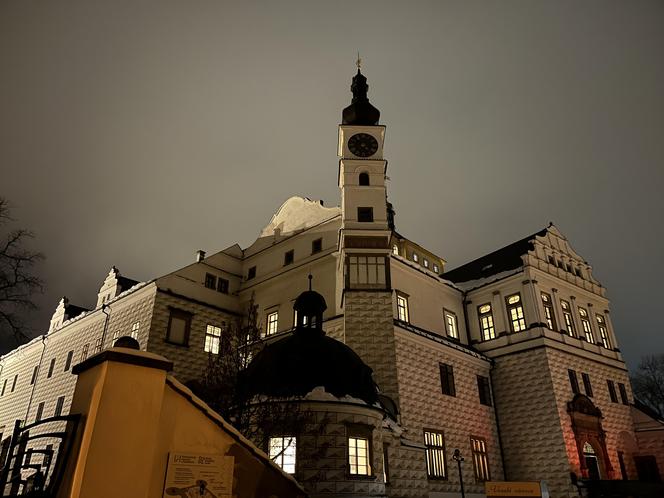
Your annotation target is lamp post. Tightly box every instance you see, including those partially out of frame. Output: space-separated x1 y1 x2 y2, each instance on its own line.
453 448 465 498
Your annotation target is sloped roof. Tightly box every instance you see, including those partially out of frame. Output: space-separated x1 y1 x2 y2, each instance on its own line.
259 196 340 238
444 227 549 284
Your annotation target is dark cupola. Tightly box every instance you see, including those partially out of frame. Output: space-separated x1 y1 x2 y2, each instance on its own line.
238 278 378 405
342 64 381 126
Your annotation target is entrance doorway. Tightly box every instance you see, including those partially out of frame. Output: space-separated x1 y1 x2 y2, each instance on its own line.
583 442 601 480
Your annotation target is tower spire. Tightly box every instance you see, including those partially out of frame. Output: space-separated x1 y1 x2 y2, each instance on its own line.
342 58 380 125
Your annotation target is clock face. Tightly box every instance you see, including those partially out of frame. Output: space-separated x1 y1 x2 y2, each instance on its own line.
348 133 378 158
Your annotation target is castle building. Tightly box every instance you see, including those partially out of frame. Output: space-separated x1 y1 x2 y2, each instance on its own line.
1 67 662 498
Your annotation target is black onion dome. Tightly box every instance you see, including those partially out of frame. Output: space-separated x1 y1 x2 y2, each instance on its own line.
294 290 327 316
342 69 381 125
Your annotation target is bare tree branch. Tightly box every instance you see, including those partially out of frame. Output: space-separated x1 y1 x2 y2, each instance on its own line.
631 354 664 418
0 197 44 345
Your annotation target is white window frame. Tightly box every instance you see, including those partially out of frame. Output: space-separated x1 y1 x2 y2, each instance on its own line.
444 309 459 339
204 324 222 354
396 294 409 323
130 321 140 340
424 430 447 479
505 293 526 332
478 304 495 341
269 436 296 474
348 436 371 476
266 311 279 336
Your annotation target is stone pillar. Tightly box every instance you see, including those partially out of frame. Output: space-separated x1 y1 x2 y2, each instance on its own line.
58 348 173 498
491 290 508 335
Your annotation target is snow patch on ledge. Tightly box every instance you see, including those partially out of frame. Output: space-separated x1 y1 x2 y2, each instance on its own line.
260 197 340 237
452 268 522 291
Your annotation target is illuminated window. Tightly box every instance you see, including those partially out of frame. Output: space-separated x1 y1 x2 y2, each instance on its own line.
578 307 594 343
569 369 580 394
204 273 216 289
312 238 322 254
130 321 140 340
444 310 459 339
541 292 557 330
392 244 399 255
347 255 387 289
54 396 65 417
505 293 526 332
266 311 279 336
396 294 409 322
618 383 629 405
166 309 192 346
412 253 419 263
433 264 440 273
596 314 611 349
607 380 618 403
477 376 492 406
357 207 374 222
423 258 429 269
284 250 294 266
269 436 296 474
204 324 222 354
470 437 490 481
560 299 576 336
582 372 593 397
64 351 74 372
423 430 446 479
478 304 495 341
348 436 371 476
439 363 456 397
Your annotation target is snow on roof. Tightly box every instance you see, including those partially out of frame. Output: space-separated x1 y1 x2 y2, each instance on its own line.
260 196 340 238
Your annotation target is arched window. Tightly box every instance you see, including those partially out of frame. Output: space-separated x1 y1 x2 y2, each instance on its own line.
359 172 370 186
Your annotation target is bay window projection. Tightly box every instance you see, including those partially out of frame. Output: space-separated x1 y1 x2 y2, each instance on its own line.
470 437 490 481
541 292 557 330
578 307 594 343
596 314 611 349
478 304 495 341
424 430 447 479
444 309 459 339
204 325 222 354
348 436 371 476
396 294 409 322
560 299 576 336
505 293 526 332
346 255 387 289
266 311 279 336
269 436 296 474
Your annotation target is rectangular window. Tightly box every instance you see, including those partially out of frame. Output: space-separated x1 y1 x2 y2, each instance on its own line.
204 273 216 289
396 294 409 322
348 436 371 476
94 337 102 353
204 324 222 354
578 307 594 343
423 258 429 269
166 309 192 346
618 383 629 405
423 430 447 479
247 266 256 280
478 304 495 341
81 343 90 362
312 238 322 254
11 375 18 393
433 264 440 273
347 255 387 289
31 366 38 385
54 396 65 417
269 436 296 474
284 250 294 266
560 299 576 336
131 321 140 340
357 207 374 223
439 363 456 397
217 278 229 294
505 293 526 332
64 351 74 372
266 311 279 336
569 369 580 394
470 437 490 481
1 379 6 396
47 358 56 378
582 373 593 397
444 309 459 339
596 314 611 349
607 380 618 403
477 375 492 406
35 402 45 422
541 292 557 330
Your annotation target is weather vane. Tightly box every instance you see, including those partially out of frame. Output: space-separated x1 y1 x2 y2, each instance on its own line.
356 52 362 70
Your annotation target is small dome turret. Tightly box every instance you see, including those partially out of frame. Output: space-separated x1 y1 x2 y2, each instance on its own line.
342 65 381 126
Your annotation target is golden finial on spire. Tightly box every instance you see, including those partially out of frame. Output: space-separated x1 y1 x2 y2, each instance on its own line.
356 52 362 71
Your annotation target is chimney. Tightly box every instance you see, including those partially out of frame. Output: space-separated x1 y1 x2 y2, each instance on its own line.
196 250 206 263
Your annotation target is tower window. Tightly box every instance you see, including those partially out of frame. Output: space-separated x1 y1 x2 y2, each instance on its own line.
396 294 409 322
444 309 458 339
578 307 594 343
359 172 370 186
204 324 222 354
357 207 374 222
596 314 611 349
470 437 490 481
266 311 279 336
541 292 557 331
505 293 526 332
204 273 216 289
478 304 495 341
312 238 322 254
348 436 371 476
607 380 618 403
269 436 296 474
439 363 456 397
560 299 576 336
284 250 294 266
423 430 447 479
347 255 387 289
618 383 629 405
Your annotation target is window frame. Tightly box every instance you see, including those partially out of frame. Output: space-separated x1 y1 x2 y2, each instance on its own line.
477 375 492 406
582 372 593 397
423 429 447 480
217 278 229 294
11 375 18 393
311 238 323 254
268 436 297 474
478 303 496 341
505 293 527 332
396 293 409 323
165 308 192 347
470 436 491 482
204 324 222 354
347 425 373 478
54 396 65 417
596 314 611 349
266 311 279 336
560 299 576 336
541 291 557 331
443 309 459 340
64 351 74 372
618 382 629 405
47 358 56 378
247 266 256 280
35 402 45 422
607 380 618 403
357 206 374 223
284 249 294 266
439 363 456 397
204 273 217 290
31 365 38 385
578 307 594 343
569 369 580 394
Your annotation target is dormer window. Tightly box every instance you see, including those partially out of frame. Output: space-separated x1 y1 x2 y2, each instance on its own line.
359 172 370 186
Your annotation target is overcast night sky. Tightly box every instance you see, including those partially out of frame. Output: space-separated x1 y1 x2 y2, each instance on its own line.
1 1 662 369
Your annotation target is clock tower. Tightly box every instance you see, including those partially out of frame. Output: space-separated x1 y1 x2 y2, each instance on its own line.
337 64 400 407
